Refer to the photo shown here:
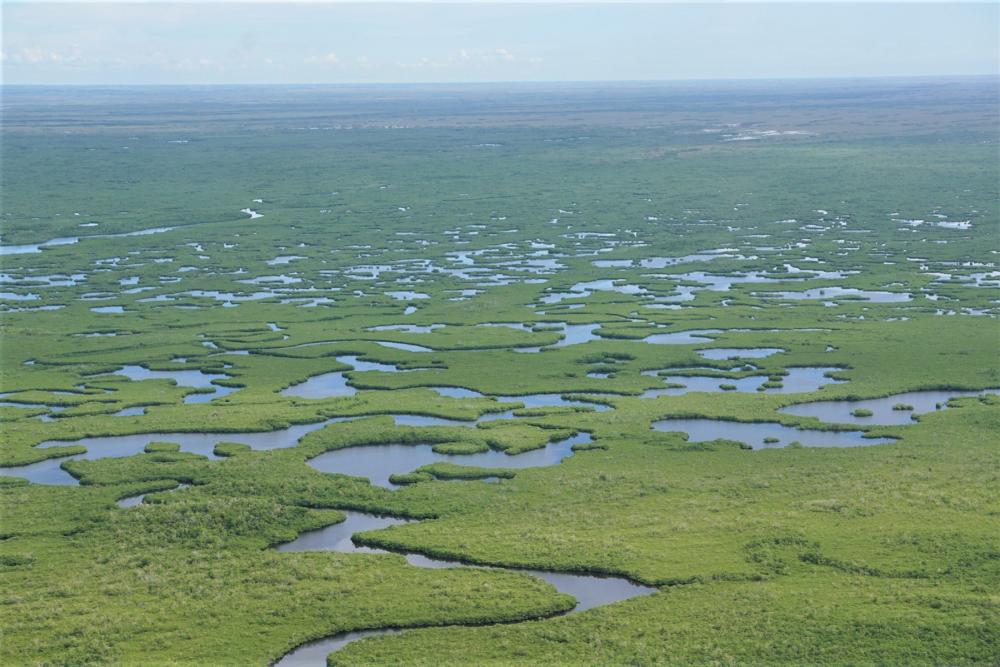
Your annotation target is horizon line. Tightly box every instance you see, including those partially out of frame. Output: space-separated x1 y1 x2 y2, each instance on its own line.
3 73 998 88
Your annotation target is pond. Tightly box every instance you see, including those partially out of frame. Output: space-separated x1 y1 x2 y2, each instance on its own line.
385 291 429 301
492 393 612 411
779 389 1000 425
641 367 844 397
540 280 649 304
757 287 912 303
280 355 422 398
367 324 444 334
306 432 592 489
0 417 362 485
430 387 484 399
668 271 782 290
651 418 894 448
107 365 236 404
642 329 720 345
697 348 784 360
513 322 602 352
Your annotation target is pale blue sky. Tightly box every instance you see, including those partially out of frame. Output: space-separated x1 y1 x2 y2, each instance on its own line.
2 2 997 84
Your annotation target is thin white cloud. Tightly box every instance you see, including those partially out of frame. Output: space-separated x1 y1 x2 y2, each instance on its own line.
5 47 83 64
448 47 522 65
305 52 339 65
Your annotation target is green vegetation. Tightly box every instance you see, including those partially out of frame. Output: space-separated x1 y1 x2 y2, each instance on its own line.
430 442 489 455
1 80 998 665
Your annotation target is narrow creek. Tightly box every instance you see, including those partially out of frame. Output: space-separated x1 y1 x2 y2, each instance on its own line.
275 434 657 667
98 427 655 667
117 483 190 508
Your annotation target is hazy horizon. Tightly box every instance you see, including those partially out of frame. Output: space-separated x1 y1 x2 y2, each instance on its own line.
3 2 997 85
3 73 999 88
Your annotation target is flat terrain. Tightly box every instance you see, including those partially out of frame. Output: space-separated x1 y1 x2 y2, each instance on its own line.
1 78 998 665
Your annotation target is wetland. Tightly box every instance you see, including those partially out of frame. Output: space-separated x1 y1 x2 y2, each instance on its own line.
1 79 998 666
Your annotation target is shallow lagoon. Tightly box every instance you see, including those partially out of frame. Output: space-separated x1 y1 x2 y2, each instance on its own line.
513 322 601 352
758 287 912 303
642 367 844 397
1 417 360 485
643 329 720 345
281 371 356 398
281 355 423 398
779 389 1000 425
307 432 591 489
540 279 648 304
697 347 784 360
652 418 894 448
109 365 236 403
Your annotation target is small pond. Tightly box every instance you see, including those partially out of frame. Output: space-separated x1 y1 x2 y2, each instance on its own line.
306 432 592 489
779 389 1000 425
652 418 894 448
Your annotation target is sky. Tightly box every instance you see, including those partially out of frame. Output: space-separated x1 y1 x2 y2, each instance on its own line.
2 2 998 85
